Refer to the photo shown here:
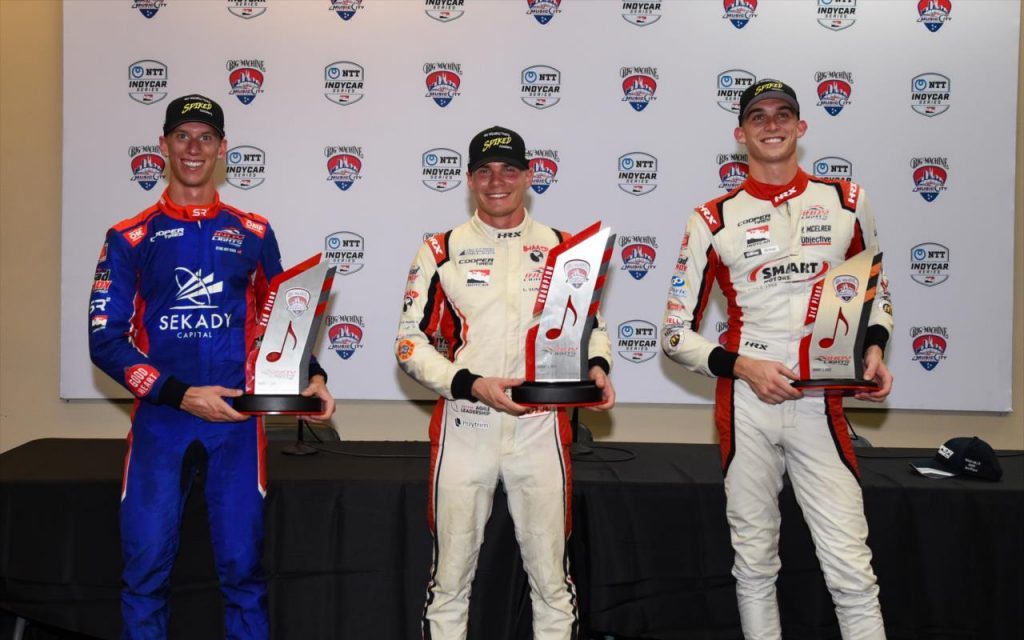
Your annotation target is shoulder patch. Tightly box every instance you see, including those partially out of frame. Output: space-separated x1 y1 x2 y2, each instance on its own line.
112 204 160 246
426 231 451 266
223 205 270 238
807 175 861 213
694 202 723 234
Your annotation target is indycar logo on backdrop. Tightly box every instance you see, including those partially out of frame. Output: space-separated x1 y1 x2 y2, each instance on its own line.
228 0 267 19
618 153 658 195
425 0 465 22
918 0 951 32
817 0 856 30
723 0 757 29
527 149 560 194
521 65 562 109
325 146 364 191
621 67 658 112
813 156 853 181
422 148 463 192
620 235 658 280
911 73 951 116
328 315 365 359
128 60 168 104
617 320 658 363
911 325 948 370
132 0 165 19
424 63 462 107
527 0 561 25
717 69 756 114
717 153 749 191
325 231 365 275
324 61 365 106
910 242 950 286
129 146 165 191
227 59 265 105
226 146 266 190
622 1 661 26
911 157 949 202
330 0 363 21
815 71 853 116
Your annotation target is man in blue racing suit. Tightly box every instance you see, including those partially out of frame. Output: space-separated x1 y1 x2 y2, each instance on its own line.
88 94 334 639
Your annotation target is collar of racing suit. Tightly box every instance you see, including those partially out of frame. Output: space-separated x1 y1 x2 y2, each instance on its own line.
741 168 809 207
469 209 532 240
157 189 222 221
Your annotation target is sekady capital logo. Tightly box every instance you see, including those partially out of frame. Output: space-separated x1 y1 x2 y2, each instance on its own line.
911 73 951 117
521 65 561 109
815 71 853 116
330 0 363 21
618 152 658 195
227 0 267 19
619 235 658 281
425 0 465 22
129 146 165 191
616 320 659 363
527 0 561 25
132 0 165 19
622 1 661 26
226 146 266 190
424 62 462 107
324 231 365 275
717 153 749 191
159 268 232 340
911 157 949 202
910 325 948 370
910 242 950 286
723 0 757 29
813 156 853 181
328 315 365 359
817 0 856 31
325 146 364 191
422 148 463 192
324 61 364 106
227 59 265 105
717 69 756 114
621 67 658 112
128 60 168 104
918 0 951 32
527 149 560 194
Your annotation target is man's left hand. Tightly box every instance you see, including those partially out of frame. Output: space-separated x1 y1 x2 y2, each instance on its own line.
855 345 893 402
300 374 336 423
588 366 615 411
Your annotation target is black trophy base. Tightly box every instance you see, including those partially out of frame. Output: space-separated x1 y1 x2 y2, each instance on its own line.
792 379 879 397
234 394 322 416
511 380 603 408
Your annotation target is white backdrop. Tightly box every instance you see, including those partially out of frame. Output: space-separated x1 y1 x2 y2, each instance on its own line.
61 0 1018 411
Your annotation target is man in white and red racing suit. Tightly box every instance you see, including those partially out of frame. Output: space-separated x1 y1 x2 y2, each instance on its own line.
396 126 614 640
661 80 893 640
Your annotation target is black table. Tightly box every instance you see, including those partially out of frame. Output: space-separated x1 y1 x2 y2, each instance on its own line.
1 439 1021 639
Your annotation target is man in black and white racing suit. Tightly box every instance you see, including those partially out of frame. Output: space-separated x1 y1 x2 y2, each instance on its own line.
661 79 894 639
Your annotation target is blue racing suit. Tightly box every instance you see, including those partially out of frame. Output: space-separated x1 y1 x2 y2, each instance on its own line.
89 190 281 639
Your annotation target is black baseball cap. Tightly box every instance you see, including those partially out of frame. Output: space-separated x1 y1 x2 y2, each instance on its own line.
738 79 800 124
910 436 1003 481
163 94 225 138
468 126 528 172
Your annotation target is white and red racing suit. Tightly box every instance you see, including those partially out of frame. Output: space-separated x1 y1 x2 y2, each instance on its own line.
396 211 610 640
661 170 893 639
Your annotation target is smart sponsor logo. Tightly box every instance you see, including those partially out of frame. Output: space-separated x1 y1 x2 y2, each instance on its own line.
717 153 749 190
227 59 265 105
128 60 168 104
817 0 856 31
521 65 561 109
918 0 952 32
723 0 757 29
527 149 560 194
616 320 659 363
621 66 658 112
325 231 365 275
425 0 465 22
324 61 365 106
910 325 948 370
527 0 561 25
325 146 364 191
227 0 267 19
910 242 950 286
911 156 949 202
328 315 365 359
619 235 658 280
717 69 756 114
424 62 462 107
422 148 463 192
129 145 165 191
911 73 951 117
815 71 853 116
226 146 266 190
618 152 658 195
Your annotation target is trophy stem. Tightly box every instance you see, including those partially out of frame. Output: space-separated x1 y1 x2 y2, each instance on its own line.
281 419 318 456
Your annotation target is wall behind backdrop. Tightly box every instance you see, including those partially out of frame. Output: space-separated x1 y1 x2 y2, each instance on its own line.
2 0 1023 452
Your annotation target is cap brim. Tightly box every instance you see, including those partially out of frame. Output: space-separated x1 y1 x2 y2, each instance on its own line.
741 92 800 120
910 459 958 479
468 156 529 172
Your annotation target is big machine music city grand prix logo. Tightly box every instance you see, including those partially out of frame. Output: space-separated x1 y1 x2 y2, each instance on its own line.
129 145 165 191
330 0 363 21
621 67 658 112
619 234 658 281
527 149 560 194
132 0 165 19
918 0 952 32
911 157 949 202
717 153 748 191
227 59 265 105
424 62 462 107
325 146 364 191
910 325 948 370
527 0 561 25
327 315 365 359
723 0 757 29
815 71 853 116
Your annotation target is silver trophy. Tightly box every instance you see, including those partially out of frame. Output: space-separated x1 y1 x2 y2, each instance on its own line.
235 254 336 414
793 249 883 396
512 222 615 407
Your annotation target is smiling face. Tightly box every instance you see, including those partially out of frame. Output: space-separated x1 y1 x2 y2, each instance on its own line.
734 98 807 177
466 161 534 229
159 122 226 201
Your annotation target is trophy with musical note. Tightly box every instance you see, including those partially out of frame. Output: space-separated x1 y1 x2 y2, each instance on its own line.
511 222 615 408
793 249 883 396
235 254 336 414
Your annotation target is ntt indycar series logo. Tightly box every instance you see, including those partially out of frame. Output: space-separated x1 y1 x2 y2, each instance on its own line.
622 1 661 26
527 0 561 25
813 156 853 181
422 148 463 192
128 60 168 105
918 0 952 32
330 0 363 21
132 0 165 19
911 73 951 117
717 153 748 191
325 231 365 275
227 59 265 105
327 315 365 360
129 146 165 191
620 235 658 281
325 146 363 191
424 62 462 107
425 0 465 22
617 320 658 363
618 152 658 195
521 66 561 109
910 325 948 371
910 242 950 286
226 146 266 190
816 71 853 116
228 0 267 19
324 61 365 105
911 157 949 202
723 0 757 29
621 67 658 112
817 0 856 31
717 69 756 114
527 149 559 194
